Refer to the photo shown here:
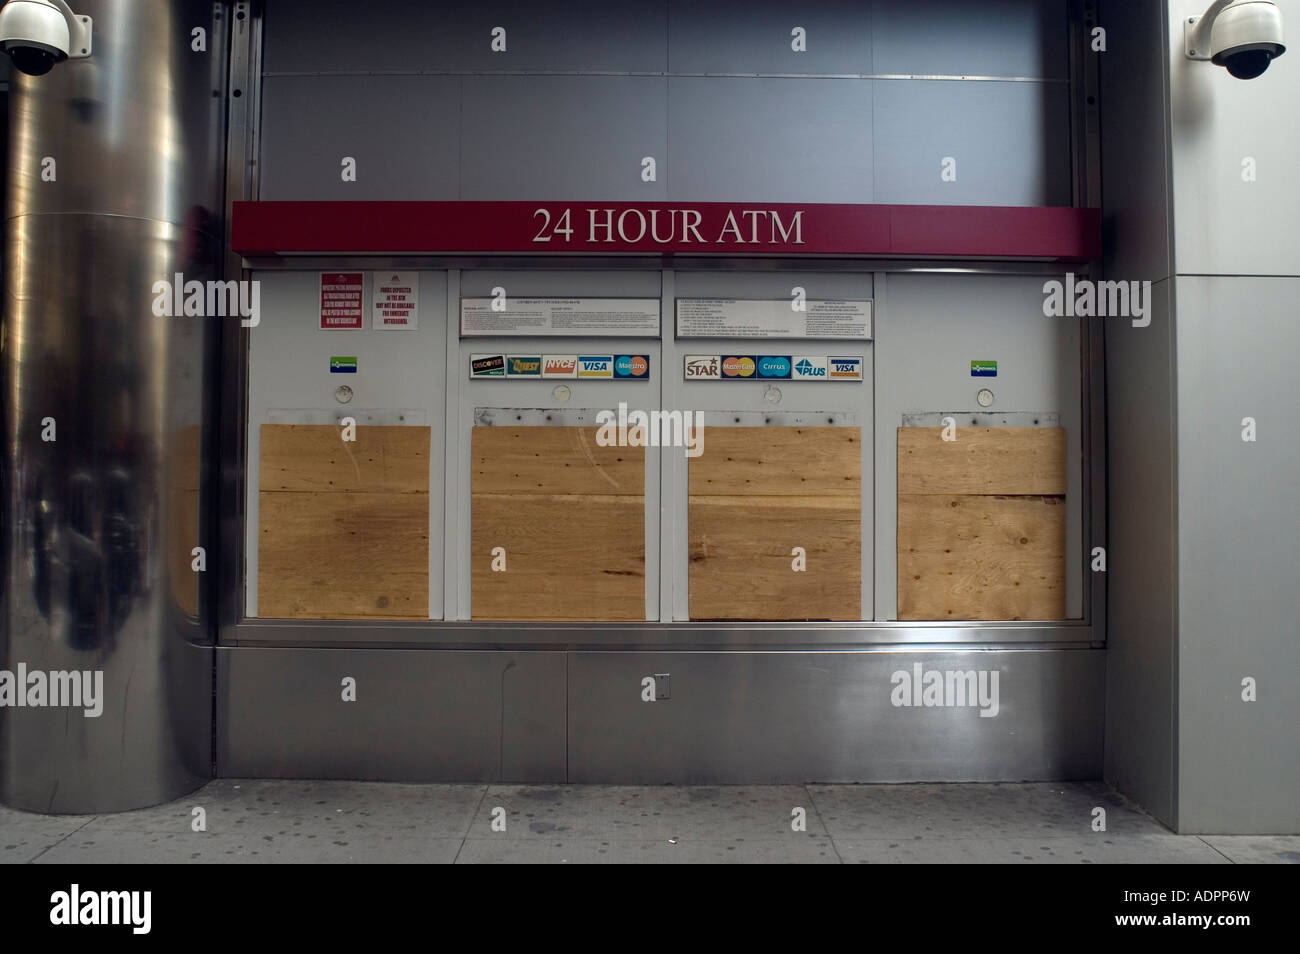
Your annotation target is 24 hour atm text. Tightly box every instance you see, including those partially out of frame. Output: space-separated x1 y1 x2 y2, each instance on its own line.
533 207 804 246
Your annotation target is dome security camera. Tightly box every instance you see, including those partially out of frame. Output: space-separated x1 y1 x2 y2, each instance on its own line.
0 0 92 76
1186 0 1286 79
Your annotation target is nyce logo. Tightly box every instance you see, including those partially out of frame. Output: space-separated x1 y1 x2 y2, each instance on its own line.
50 884 151 935
890 663 1000 718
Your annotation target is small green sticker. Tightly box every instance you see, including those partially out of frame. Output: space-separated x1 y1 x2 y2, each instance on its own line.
971 360 997 377
330 356 358 373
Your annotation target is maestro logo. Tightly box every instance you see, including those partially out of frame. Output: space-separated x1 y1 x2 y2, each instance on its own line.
507 356 541 376
578 355 614 378
684 355 721 379
722 356 756 378
792 357 827 379
757 355 792 379
614 355 650 378
541 355 577 378
828 356 863 380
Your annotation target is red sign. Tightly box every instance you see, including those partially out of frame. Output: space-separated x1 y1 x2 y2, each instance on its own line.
234 202 1100 262
319 272 363 329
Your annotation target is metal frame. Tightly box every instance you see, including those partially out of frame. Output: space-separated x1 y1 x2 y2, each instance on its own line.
218 1 1107 653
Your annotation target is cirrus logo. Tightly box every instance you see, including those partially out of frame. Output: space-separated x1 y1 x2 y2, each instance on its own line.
757 356 791 378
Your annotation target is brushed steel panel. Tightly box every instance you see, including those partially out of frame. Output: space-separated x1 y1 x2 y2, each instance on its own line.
2 0 225 813
569 649 1104 783
217 648 566 782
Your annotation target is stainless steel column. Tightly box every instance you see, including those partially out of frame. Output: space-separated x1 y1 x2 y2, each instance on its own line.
1 0 228 812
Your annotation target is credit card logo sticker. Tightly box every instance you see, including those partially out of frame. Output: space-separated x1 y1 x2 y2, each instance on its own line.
971 360 998 377
542 355 578 378
684 355 721 379
792 356 827 379
614 355 651 378
577 356 614 378
828 356 863 380
470 354 506 377
330 356 357 373
507 356 542 376
757 356 792 379
722 356 756 378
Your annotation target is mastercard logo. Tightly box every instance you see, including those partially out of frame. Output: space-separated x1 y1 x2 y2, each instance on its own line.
722 356 755 378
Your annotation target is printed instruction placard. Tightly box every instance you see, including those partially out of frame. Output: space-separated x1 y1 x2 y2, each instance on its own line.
676 298 872 339
319 272 364 329
460 297 660 337
372 272 418 330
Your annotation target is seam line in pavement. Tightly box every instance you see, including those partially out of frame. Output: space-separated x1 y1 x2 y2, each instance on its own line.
453 786 490 864
1197 836 1237 864
804 785 845 864
26 816 99 864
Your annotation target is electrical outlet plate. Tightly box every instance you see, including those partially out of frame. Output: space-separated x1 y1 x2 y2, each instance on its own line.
654 673 670 700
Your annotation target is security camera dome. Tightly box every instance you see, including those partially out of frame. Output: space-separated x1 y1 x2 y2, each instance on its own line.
1211 0 1286 78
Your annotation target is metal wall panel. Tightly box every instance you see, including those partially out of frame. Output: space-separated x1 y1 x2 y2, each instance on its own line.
569 648 1105 783
667 0 872 74
1174 276 1300 834
873 273 1084 621
667 78 873 204
1103 278 1178 828
871 0 1068 79
872 80 1073 207
1167 0 1300 278
258 76 461 201
460 76 668 201
217 647 566 780
263 0 669 74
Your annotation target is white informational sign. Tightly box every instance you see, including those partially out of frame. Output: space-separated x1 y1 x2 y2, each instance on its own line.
372 272 418 330
460 297 660 337
676 298 872 340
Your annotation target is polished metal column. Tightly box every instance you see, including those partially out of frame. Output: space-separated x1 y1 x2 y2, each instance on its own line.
1 0 228 812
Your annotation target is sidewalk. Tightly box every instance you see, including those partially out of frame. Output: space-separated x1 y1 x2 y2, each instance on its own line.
2 780 1296 863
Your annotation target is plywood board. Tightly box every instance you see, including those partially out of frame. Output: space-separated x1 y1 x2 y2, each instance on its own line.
260 424 431 493
897 426 1066 496
167 425 201 617
688 426 860 496
471 426 643 495
687 426 862 621
897 494 1065 621
258 424 430 619
471 495 645 620
688 496 861 620
471 426 645 620
259 491 429 619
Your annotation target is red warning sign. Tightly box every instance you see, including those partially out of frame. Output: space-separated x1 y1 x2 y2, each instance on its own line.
320 272 364 329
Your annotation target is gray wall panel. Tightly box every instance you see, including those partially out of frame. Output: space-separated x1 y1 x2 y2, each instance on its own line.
1168 0 1300 278
1103 278 1177 829
871 0 1068 79
667 0 871 74
569 650 1105 783
461 76 668 201
667 77 873 203
264 0 668 74
1174 276 1300 834
873 80 1072 206
259 76 461 200
218 648 567 781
